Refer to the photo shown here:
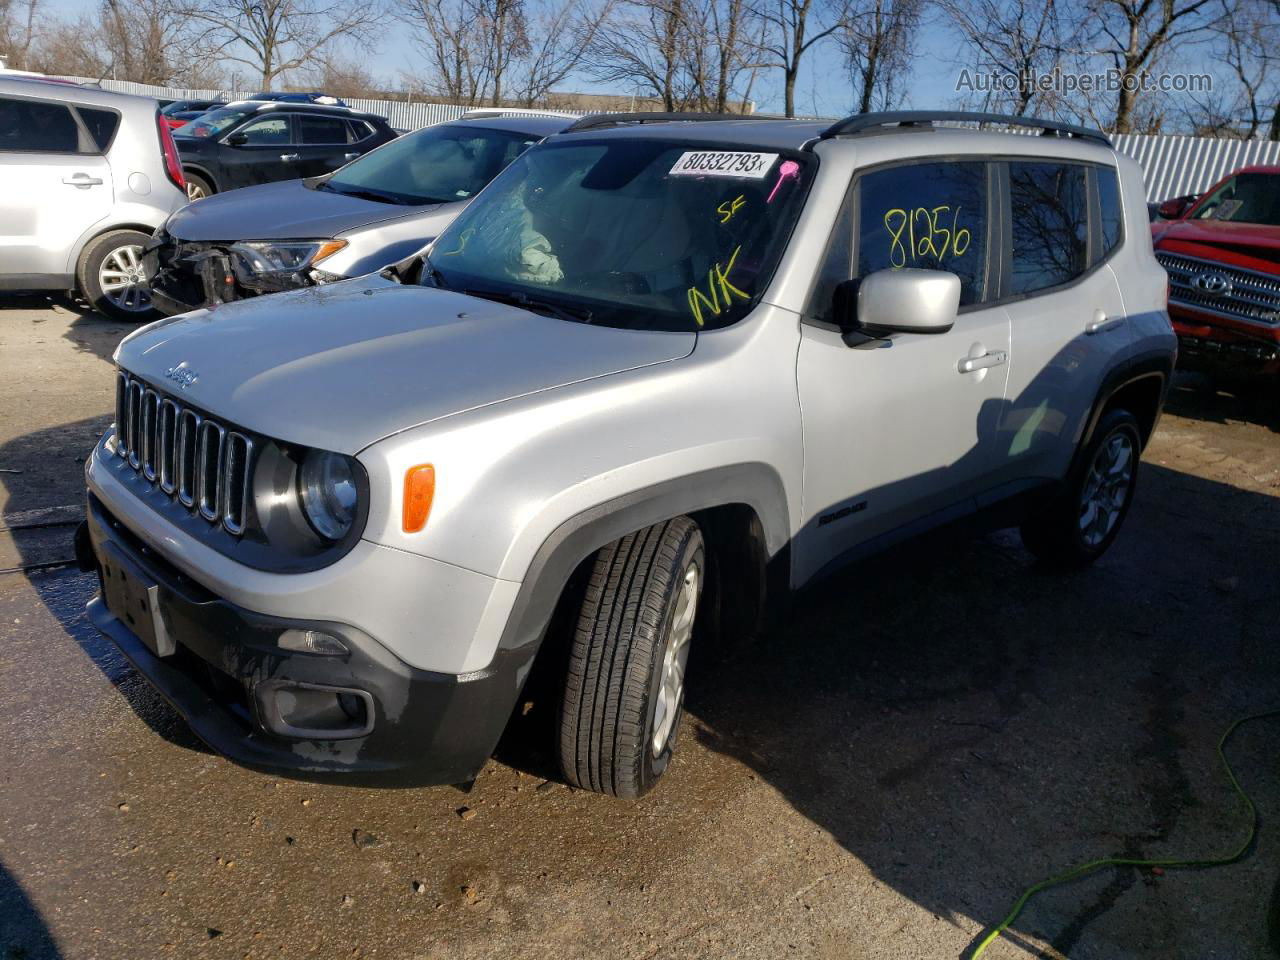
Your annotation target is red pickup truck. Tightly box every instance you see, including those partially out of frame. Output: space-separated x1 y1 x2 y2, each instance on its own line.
1152 166 1280 387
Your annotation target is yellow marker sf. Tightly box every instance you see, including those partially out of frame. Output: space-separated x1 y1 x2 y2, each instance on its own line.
716 195 747 224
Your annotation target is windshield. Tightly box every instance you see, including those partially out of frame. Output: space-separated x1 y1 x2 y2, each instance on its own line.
325 124 540 205
424 138 813 331
175 105 254 139
1192 173 1280 226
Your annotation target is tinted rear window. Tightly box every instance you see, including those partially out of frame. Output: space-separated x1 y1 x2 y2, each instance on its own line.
299 115 351 144
77 107 121 151
0 97 80 152
1009 162 1088 294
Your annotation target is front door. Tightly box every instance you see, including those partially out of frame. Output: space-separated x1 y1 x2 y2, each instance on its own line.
219 114 297 189
794 159 1009 586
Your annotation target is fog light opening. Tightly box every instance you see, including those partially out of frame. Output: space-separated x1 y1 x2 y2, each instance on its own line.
278 628 348 656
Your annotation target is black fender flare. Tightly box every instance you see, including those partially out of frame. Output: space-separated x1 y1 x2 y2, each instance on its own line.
1079 349 1174 453
495 463 791 659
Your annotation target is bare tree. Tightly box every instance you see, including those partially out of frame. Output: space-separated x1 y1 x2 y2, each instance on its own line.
396 0 487 103
837 0 921 114
941 0 1066 116
509 0 612 106
754 0 841 117
184 0 383 88
1078 0 1225 133
0 0 40 70
587 0 697 110
98 0 204 85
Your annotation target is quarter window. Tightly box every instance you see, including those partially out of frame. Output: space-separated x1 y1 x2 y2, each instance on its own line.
76 107 121 152
0 97 81 152
1008 162 1088 294
856 161 990 306
1095 166 1123 258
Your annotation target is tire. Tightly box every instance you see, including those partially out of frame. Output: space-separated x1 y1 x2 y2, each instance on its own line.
1020 408 1142 569
76 229 158 322
557 517 705 798
185 172 213 200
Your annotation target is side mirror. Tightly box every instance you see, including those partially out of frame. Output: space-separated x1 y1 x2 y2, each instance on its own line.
226 132 249 146
1157 196 1195 220
832 268 960 339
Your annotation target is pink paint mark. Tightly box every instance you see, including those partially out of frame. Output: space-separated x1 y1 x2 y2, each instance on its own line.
766 160 800 203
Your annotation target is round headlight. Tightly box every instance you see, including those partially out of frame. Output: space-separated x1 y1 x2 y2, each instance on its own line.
298 450 359 541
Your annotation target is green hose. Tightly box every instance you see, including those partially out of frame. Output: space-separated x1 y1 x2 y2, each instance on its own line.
968 709 1280 958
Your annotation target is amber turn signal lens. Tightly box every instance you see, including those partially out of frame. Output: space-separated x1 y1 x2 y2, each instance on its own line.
402 464 435 533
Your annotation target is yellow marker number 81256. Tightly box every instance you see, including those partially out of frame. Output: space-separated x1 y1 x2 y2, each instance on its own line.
883 206 972 269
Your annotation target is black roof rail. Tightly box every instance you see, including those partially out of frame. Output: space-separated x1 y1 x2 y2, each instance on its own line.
564 111 766 133
819 111 1110 146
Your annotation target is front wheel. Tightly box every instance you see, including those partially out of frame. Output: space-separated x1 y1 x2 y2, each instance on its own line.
557 517 704 798
1020 408 1142 568
77 229 158 322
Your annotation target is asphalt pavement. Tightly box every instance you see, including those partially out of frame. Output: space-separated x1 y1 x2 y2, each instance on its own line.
2 294 1278 960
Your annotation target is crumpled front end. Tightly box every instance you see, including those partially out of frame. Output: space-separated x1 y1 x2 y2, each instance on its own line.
144 230 340 316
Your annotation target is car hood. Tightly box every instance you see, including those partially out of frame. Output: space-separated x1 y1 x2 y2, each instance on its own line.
166 179 452 243
114 275 696 455
1155 218 1280 268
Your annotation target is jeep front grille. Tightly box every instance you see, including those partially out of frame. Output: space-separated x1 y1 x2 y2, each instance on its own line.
114 372 254 535
1156 252 1280 327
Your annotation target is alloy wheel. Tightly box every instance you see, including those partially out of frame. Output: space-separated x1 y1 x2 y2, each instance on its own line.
98 244 152 314
651 563 699 757
1078 430 1135 548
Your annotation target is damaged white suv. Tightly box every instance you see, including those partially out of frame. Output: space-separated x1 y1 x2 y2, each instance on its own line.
81 111 1174 796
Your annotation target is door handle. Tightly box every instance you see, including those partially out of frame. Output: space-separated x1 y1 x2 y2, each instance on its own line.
957 350 1007 374
1085 311 1124 335
62 174 103 186
344 152 360 160
280 153 299 161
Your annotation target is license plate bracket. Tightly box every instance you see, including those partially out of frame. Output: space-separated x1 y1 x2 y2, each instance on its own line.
99 542 176 658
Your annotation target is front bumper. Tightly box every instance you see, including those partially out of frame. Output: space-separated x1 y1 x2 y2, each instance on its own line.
83 496 533 785
1170 306 1280 380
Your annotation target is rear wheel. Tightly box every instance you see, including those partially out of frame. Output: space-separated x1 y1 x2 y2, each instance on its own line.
77 229 157 322
185 172 212 200
1020 408 1142 568
557 517 704 798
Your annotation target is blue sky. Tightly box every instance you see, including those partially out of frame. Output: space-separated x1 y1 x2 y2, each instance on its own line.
42 0 965 116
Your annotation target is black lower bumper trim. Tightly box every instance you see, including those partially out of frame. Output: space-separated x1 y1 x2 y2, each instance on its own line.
84 496 536 786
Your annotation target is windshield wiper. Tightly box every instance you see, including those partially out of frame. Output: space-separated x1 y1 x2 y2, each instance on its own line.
462 288 593 325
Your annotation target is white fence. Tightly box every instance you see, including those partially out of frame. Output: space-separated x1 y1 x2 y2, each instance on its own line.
61 76 1280 201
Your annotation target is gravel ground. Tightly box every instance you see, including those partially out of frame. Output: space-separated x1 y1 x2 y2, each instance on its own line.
1 295 1278 960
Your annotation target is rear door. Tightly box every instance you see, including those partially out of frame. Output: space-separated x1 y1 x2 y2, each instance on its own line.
0 95 112 283
217 113 297 189
989 161 1133 492
295 114 358 178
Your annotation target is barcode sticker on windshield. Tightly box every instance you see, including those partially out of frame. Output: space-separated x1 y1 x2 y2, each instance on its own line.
669 151 779 179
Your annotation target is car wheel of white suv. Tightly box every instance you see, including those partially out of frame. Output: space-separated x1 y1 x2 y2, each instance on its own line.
77 229 158 322
1020 408 1142 568
557 517 704 798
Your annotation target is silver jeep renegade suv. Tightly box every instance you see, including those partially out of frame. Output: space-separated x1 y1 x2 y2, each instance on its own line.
81 111 1175 796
